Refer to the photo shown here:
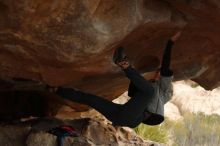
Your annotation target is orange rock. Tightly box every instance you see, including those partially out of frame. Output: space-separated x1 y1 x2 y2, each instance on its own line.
0 0 220 113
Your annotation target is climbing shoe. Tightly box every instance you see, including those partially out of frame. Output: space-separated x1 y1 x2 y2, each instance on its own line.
113 47 127 64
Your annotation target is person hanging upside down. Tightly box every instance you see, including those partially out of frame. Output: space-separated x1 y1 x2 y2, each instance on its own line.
55 32 181 128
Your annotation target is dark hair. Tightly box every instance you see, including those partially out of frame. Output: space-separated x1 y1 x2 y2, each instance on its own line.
142 113 164 125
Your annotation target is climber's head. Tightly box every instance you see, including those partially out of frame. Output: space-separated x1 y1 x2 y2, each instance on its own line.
142 111 164 125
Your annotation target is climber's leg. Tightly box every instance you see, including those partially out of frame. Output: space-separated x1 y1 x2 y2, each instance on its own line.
56 87 121 122
112 48 155 123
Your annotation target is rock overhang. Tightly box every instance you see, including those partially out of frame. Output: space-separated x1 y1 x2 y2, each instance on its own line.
0 0 220 102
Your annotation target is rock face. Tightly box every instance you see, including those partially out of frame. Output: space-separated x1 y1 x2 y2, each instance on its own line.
0 0 220 112
164 102 183 121
168 80 220 116
0 118 162 146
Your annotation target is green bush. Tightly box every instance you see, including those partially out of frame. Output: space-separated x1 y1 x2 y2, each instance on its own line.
134 123 168 144
189 82 199 88
166 112 220 146
134 113 220 146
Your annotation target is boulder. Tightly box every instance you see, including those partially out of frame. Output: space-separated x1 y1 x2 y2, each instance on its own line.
0 118 162 146
0 0 220 111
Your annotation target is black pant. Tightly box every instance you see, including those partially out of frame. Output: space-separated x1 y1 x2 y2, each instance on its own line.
56 66 154 127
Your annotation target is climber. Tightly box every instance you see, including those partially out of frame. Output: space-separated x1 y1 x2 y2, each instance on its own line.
55 31 182 128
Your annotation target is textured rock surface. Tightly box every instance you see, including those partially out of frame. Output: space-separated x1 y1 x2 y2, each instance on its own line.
169 80 220 116
0 0 220 112
0 118 162 146
0 125 31 146
164 102 183 121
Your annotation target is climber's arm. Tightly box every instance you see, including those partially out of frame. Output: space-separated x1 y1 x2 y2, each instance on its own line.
159 31 181 102
160 31 181 76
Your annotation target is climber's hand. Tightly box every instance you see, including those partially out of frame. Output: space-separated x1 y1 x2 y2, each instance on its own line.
171 31 182 42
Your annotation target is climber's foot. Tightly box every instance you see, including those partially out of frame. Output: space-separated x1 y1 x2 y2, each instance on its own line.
113 47 128 64
113 47 130 69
